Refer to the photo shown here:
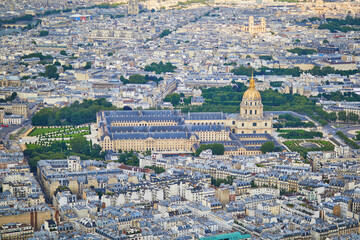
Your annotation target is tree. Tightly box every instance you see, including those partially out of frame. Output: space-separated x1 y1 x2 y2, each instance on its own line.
84 62 91 70
347 112 359 122
195 143 225 156
44 65 59 79
9 92 17 101
60 50 67 55
163 93 181 105
260 141 275 154
338 111 347 122
159 29 171 38
70 136 90 155
127 155 139 166
327 112 337 122
128 74 146 84
39 30 49 36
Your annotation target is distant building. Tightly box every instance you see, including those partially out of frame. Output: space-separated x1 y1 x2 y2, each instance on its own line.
242 16 266 35
0 223 34 240
128 0 139 15
0 98 29 120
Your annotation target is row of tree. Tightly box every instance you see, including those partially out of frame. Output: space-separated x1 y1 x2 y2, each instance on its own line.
336 131 360 149
144 61 177 74
279 130 323 139
231 65 360 77
287 48 317 55
337 111 359 123
31 98 116 126
319 91 360 102
120 74 164 85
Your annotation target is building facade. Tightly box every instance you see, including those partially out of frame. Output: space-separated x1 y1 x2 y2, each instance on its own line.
241 16 266 35
97 76 274 155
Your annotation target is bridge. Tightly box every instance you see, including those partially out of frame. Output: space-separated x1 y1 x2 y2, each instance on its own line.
2 23 28 29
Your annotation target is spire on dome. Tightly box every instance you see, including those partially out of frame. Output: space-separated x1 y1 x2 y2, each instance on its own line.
249 71 255 89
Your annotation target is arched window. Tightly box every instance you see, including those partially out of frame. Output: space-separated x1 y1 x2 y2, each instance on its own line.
253 130 256 134
255 110 257 115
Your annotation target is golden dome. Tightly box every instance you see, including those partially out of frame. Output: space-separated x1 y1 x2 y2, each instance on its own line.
242 74 261 101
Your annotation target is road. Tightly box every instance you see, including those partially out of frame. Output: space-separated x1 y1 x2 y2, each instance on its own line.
0 125 20 141
336 125 360 138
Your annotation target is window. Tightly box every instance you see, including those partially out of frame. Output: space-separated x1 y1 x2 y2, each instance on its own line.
242 123 244 127
245 110 247 114
265 131 267 133
242 131 244 134
265 123 267 126
255 110 257 114
250 110 252 115
232 121 235 125
253 122 257 126
253 130 256 134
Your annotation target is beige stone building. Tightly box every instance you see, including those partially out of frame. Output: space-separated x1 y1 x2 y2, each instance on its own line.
0 98 29 119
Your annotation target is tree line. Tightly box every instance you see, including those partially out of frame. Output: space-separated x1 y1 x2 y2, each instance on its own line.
31 98 116 126
120 74 164 85
231 65 360 77
144 62 177 74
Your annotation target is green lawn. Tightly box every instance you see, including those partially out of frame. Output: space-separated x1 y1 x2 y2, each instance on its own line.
29 126 90 136
28 126 90 148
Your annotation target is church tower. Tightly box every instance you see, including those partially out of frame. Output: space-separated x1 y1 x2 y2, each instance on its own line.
128 0 139 15
240 74 263 119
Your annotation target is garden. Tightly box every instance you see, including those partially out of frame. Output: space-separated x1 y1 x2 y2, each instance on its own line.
283 140 334 158
27 125 91 147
